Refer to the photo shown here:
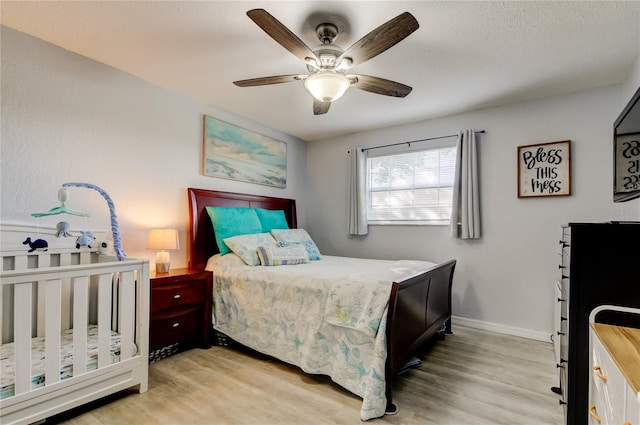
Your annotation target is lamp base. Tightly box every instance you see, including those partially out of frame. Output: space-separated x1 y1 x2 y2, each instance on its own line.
155 250 171 274
156 262 170 274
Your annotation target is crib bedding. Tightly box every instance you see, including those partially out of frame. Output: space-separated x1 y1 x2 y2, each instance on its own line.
0 325 138 399
206 253 437 420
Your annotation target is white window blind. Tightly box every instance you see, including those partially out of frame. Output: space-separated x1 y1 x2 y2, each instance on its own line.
366 145 457 225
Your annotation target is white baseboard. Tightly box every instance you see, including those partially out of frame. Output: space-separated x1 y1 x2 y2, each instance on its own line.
452 315 553 343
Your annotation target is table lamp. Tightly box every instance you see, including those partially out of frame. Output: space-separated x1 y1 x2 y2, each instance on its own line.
147 228 179 274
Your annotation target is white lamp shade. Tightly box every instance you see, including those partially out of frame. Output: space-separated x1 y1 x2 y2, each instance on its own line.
148 228 178 274
304 71 350 102
147 228 179 250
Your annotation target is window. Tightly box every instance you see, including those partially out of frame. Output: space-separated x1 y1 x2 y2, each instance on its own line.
366 145 457 225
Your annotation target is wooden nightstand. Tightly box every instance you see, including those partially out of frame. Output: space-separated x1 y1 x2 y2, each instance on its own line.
149 268 212 361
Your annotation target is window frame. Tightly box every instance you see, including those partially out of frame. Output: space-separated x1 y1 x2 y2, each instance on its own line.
365 139 457 226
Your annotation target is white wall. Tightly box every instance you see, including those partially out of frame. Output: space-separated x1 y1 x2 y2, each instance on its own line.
307 84 640 338
0 26 309 268
621 41 640 105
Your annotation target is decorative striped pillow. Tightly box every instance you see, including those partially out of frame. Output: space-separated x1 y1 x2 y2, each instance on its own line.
256 245 309 266
223 232 278 266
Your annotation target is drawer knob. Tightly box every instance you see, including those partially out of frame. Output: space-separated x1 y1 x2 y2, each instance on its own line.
173 294 181 299
172 322 180 328
588 404 601 423
593 366 607 382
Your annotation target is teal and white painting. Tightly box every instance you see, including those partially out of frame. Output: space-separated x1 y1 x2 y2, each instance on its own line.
203 115 287 188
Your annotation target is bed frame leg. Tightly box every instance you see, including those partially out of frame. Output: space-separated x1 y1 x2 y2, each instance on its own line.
385 402 399 415
445 317 453 334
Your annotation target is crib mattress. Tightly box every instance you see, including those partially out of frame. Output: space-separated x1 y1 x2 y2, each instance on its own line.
0 325 138 399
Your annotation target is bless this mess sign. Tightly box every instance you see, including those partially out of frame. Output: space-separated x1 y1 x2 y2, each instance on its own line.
518 140 571 198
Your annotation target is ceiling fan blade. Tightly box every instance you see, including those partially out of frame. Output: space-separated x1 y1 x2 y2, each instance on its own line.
234 74 302 87
337 12 419 68
351 75 412 97
247 9 318 63
313 99 331 115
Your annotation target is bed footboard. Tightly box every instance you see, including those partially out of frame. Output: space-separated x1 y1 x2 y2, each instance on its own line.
385 259 456 410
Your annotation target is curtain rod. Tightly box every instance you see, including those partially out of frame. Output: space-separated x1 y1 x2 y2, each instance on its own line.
361 129 486 152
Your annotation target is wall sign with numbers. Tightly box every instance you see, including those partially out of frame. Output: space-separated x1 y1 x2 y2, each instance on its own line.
615 133 640 195
517 140 571 198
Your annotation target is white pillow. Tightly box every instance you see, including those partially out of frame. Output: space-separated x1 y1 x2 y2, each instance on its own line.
223 232 278 266
270 228 321 260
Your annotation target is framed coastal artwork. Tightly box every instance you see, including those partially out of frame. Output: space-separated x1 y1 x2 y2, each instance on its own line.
203 115 287 188
517 140 571 198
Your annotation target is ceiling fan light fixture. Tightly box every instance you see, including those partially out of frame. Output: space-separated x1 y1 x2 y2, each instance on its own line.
304 71 350 102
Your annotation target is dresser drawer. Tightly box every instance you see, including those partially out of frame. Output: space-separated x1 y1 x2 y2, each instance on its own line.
151 280 205 313
150 308 202 350
591 330 627 425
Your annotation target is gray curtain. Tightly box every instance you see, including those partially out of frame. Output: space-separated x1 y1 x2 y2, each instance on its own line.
348 147 368 235
450 129 481 239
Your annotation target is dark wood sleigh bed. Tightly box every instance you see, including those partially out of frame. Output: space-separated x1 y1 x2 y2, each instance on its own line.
187 187 456 415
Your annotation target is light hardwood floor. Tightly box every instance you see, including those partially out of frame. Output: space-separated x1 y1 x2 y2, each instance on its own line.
48 326 563 425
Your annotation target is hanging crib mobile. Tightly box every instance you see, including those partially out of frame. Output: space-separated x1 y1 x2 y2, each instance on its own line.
30 182 126 260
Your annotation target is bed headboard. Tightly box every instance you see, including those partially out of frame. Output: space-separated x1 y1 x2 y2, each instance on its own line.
187 188 297 271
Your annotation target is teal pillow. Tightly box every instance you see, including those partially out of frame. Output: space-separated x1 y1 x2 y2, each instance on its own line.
206 206 263 255
255 208 289 232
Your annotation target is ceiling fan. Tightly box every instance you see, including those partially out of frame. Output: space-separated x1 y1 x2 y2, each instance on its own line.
233 9 419 115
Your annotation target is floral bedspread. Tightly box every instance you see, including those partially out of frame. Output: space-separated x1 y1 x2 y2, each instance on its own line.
0 325 137 399
206 254 436 420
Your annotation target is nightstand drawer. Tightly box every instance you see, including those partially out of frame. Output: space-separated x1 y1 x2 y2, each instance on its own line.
150 309 201 350
151 281 205 313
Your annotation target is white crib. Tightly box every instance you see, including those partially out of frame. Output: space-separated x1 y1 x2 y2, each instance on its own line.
0 226 149 424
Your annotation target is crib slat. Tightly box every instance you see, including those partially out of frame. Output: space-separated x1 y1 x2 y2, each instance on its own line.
119 271 135 361
73 275 89 376
13 282 32 395
13 254 28 271
80 251 91 265
60 253 72 333
36 255 52 336
37 281 46 337
38 253 51 268
97 273 112 368
45 279 62 386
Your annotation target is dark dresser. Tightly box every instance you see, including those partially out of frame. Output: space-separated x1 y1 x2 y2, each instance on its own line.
555 222 640 425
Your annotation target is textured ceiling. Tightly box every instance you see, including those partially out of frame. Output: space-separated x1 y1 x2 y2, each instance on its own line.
2 1 639 141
